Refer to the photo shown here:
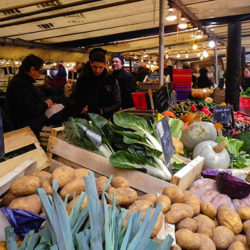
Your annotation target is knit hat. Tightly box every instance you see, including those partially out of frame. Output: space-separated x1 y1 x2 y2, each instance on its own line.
113 55 124 65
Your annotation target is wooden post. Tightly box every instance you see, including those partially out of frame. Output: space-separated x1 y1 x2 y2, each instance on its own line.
214 39 219 86
159 0 165 86
225 22 241 110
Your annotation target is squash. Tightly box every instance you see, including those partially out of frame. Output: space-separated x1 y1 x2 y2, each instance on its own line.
180 122 217 151
193 140 230 169
172 137 184 155
192 88 213 99
205 97 213 104
180 113 202 125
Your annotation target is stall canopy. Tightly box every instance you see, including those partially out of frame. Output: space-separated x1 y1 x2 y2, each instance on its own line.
0 0 249 63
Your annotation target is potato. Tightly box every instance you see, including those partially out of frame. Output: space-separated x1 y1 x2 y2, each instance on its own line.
175 229 200 249
138 194 157 205
60 178 85 200
170 203 194 217
32 171 52 181
166 208 192 224
238 206 250 221
1 192 17 206
66 195 88 215
111 188 138 207
218 204 243 234
243 220 250 233
200 202 217 219
162 186 184 203
111 176 130 188
41 179 53 195
183 191 200 216
96 176 110 195
10 176 40 196
171 245 182 250
176 217 198 232
212 226 235 249
9 194 41 214
234 234 247 245
247 228 250 247
193 214 216 238
129 200 153 212
52 165 75 188
228 240 246 250
74 168 91 179
155 195 171 213
197 233 216 250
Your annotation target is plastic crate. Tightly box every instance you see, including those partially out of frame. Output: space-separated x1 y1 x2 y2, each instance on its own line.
132 92 149 110
239 96 250 116
176 91 191 100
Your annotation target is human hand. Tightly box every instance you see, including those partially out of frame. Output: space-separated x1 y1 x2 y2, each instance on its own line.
45 99 53 108
81 106 88 114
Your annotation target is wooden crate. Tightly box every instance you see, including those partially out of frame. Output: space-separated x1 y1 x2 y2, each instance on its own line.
47 128 204 193
1 127 51 177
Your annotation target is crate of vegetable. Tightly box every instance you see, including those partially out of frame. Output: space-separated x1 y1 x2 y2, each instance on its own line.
47 113 205 193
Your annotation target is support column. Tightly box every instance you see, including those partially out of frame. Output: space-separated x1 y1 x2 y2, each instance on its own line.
214 39 219 86
225 22 241 111
159 0 165 86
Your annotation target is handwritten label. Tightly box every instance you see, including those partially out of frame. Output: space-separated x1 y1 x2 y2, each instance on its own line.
170 92 177 106
156 116 174 166
0 108 4 159
213 105 233 124
153 86 170 113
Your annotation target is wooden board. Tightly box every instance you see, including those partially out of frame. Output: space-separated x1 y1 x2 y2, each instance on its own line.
0 160 37 196
47 136 172 194
171 156 205 191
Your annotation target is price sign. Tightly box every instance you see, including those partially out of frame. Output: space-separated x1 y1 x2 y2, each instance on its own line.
213 105 234 125
0 109 4 159
156 116 174 166
170 92 177 106
153 86 170 113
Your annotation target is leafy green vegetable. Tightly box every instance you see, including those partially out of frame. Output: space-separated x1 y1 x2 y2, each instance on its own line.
240 87 250 97
167 118 184 139
237 130 250 152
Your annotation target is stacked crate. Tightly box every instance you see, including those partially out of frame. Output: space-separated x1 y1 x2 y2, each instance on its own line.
173 69 192 100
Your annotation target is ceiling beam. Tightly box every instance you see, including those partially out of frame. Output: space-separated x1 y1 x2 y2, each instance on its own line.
0 0 144 29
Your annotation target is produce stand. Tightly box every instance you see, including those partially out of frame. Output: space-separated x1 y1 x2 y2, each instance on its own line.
47 127 205 193
1 127 51 174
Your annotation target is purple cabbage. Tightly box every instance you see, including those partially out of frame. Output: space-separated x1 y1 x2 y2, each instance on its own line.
216 172 250 199
201 169 232 180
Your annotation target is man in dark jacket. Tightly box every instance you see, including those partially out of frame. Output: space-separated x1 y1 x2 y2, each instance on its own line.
6 54 53 137
73 52 121 119
112 55 136 109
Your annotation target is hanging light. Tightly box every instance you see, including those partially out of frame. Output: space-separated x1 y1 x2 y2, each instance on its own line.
203 50 209 58
185 51 189 58
176 52 180 58
209 40 215 48
197 51 201 57
193 42 198 50
165 52 169 59
140 58 144 62
153 61 157 65
194 30 203 39
200 55 204 60
134 55 138 60
178 17 188 29
166 8 177 21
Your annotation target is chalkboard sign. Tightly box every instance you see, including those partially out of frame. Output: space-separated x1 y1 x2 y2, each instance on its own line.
156 116 175 166
170 92 177 106
0 108 4 159
153 86 170 113
213 105 234 124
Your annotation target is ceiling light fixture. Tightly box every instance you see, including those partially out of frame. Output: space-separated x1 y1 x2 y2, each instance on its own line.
209 40 215 48
166 8 177 21
203 50 209 58
193 42 198 50
185 51 189 58
178 17 188 29
194 30 203 39
176 52 180 58
165 52 169 59
197 51 201 57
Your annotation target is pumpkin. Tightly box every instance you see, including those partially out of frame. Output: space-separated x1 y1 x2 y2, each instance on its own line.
162 111 176 118
180 121 217 151
180 113 202 125
172 137 184 155
193 140 230 169
205 97 213 104
192 88 213 99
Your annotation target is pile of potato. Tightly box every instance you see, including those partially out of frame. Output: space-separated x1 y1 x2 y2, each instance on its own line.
1 165 250 249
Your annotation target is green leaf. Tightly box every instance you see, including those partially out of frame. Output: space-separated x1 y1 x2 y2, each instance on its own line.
168 118 184 139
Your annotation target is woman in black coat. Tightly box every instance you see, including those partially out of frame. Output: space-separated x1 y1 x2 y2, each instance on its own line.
112 55 136 109
197 67 213 88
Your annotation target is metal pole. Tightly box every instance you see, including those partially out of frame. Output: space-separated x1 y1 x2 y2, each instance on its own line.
214 39 219 86
159 0 165 86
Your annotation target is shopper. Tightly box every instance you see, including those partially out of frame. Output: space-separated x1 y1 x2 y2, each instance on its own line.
5 54 53 137
111 55 136 109
72 52 121 119
197 67 213 88
133 63 149 82
243 66 250 91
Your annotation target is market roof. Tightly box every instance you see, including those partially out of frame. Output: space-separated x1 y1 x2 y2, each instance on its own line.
0 0 249 62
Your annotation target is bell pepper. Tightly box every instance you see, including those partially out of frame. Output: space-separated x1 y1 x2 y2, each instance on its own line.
201 107 211 116
190 104 198 112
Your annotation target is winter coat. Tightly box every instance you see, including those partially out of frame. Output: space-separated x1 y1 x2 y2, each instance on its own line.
72 65 121 119
5 72 48 137
111 68 136 109
197 76 213 88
